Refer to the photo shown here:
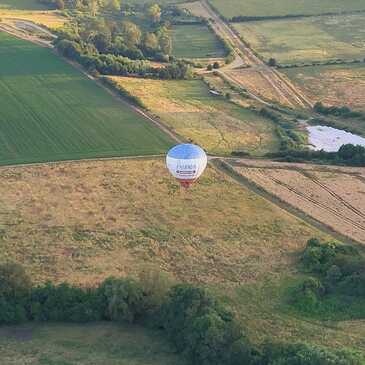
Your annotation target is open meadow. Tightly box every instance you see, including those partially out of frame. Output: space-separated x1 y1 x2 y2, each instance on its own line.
171 23 226 59
283 63 365 113
109 77 281 156
233 13 365 64
208 0 365 19
0 322 186 365
1 158 365 353
0 33 173 165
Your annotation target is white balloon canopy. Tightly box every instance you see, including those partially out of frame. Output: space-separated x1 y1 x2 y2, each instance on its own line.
166 144 208 188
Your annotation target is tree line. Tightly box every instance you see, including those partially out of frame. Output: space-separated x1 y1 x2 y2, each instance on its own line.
268 143 365 166
54 13 193 79
0 262 363 364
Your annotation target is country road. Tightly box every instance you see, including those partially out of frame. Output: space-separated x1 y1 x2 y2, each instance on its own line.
195 0 314 109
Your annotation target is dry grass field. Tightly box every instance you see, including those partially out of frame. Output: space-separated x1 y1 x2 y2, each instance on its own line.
229 159 365 244
109 77 281 156
283 63 365 113
0 159 322 286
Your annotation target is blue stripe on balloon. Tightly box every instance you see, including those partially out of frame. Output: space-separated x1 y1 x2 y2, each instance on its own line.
167 144 206 160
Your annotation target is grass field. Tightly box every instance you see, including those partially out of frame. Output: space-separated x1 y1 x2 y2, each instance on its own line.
110 77 280 156
2 158 365 354
209 0 365 18
233 14 365 64
0 323 186 365
283 63 365 114
0 0 47 10
171 24 226 59
0 33 173 165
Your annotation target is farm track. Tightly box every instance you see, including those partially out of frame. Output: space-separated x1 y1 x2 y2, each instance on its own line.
199 0 313 109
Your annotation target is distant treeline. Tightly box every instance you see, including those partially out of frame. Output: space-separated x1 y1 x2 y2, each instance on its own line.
229 9 365 22
277 57 365 69
0 262 362 365
268 143 365 167
314 102 365 121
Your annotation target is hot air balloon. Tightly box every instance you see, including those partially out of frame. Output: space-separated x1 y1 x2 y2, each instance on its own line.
166 144 208 188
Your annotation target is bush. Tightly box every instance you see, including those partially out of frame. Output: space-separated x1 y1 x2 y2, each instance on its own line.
0 262 32 324
158 284 257 365
98 277 145 323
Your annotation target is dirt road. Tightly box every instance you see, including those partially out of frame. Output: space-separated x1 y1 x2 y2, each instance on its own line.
195 1 313 109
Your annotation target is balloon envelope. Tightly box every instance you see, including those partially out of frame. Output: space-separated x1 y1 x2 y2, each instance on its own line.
166 144 207 188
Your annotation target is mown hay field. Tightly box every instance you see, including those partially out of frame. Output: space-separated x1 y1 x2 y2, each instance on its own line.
109 77 280 156
171 23 226 59
233 14 365 64
208 0 365 18
230 159 365 244
0 323 186 365
0 33 173 166
283 63 365 113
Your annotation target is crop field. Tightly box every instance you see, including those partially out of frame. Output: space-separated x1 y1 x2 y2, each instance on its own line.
208 0 365 19
0 323 186 365
0 33 173 165
233 14 365 64
109 77 280 156
2 158 365 353
229 159 365 244
171 24 226 59
283 63 365 113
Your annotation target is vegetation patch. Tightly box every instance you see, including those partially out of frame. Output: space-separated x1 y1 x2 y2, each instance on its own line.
0 32 173 165
233 14 365 64
288 238 365 321
109 77 281 156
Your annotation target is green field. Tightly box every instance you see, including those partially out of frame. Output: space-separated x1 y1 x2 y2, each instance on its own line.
0 323 186 365
233 14 365 64
0 0 47 10
209 0 365 18
171 24 226 59
0 33 173 165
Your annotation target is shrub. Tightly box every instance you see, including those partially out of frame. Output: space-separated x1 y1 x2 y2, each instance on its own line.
98 277 145 323
158 284 256 365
